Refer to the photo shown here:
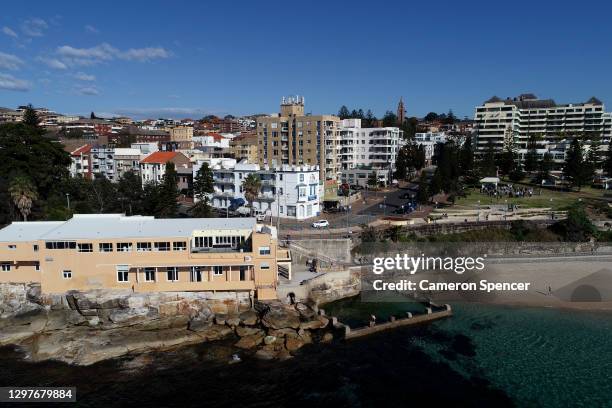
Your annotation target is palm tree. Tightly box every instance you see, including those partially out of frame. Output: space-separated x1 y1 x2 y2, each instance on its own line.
242 173 261 215
9 175 38 221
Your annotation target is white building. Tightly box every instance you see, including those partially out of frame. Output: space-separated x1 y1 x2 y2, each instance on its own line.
194 159 321 220
474 94 612 153
414 132 448 161
338 119 402 180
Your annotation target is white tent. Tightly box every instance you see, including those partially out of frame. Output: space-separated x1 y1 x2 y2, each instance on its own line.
479 177 500 187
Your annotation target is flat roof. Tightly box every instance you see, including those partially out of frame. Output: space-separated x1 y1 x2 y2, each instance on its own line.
0 214 256 242
0 221 64 242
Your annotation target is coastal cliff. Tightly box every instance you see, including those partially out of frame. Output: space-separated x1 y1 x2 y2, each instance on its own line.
0 283 334 365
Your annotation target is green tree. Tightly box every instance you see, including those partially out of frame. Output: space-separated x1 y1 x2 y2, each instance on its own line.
604 137 612 177
537 152 554 183
382 111 397 127
89 176 120 213
117 171 144 215
338 105 350 119
8 175 38 221
363 110 377 127
416 172 429 204
155 162 179 217
552 203 596 242
191 162 215 217
424 112 439 122
367 172 378 189
586 137 602 175
478 140 497 177
242 173 261 215
400 117 418 140
563 138 589 190
523 134 539 173
22 104 39 127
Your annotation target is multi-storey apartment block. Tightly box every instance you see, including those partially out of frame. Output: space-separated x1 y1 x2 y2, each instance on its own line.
69 144 93 180
0 214 289 300
194 159 320 220
338 119 402 172
230 132 258 163
474 94 612 152
257 96 341 182
140 151 191 185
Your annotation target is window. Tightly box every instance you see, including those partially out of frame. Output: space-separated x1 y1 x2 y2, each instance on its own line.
62 270 72 279
191 266 203 282
117 265 129 282
166 267 179 282
259 246 271 255
8 244 16 250
154 242 170 251
239 266 247 281
117 242 132 252
194 236 212 248
78 243 93 253
33 244 39 252
34 262 40 271
260 263 270 270
144 268 156 282
173 241 187 251
45 241 76 250
137 242 152 252
1 263 11 272
99 242 113 252
213 266 223 276
299 174 304 182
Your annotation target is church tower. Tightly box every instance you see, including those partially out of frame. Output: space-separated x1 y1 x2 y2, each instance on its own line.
397 97 405 125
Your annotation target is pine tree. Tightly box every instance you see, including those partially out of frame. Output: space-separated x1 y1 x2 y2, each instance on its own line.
478 140 497 177
523 134 539 172
22 104 39 127
563 138 588 190
338 106 350 119
416 172 429 204
604 138 612 177
191 162 215 217
156 162 179 217
537 152 554 183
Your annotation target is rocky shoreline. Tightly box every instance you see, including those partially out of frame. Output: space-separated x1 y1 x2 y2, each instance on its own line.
0 283 335 365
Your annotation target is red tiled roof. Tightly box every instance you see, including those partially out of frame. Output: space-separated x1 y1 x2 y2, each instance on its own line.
71 144 91 155
140 151 178 164
208 132 226 142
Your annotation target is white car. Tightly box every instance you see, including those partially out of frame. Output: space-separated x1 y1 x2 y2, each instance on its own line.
312 220 329 228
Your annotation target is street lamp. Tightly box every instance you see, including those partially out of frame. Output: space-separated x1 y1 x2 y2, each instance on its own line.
65 193 70 210
383 195 387 216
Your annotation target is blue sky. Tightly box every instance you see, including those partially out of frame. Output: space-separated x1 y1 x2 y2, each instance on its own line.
1 0 612 119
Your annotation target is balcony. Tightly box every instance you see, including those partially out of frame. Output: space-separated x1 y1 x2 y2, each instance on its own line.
215 177 235 184
256 194 275 202
213 191 235 198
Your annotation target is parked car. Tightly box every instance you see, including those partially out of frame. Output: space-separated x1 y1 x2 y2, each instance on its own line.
312 220 330 228
399 192 416 199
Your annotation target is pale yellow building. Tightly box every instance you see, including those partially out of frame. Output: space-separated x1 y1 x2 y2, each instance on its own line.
257 97 341 181
230 132 259 163
0 214 290 300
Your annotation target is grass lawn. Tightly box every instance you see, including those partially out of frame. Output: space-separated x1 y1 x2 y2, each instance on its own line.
453 183 607 211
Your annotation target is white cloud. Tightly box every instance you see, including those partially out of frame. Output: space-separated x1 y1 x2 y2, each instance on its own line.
120 47 170 61
0 73 30 91
37 57 67 70
110 107 216 119
21 18 48 37
74 72 95 81
2 27 18 38
55 43 170 67
84 24 99 34
0 52 24 70
77 86 99 96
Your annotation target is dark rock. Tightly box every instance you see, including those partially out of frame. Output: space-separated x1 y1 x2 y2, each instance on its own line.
239 310 258 326
235 333 264 349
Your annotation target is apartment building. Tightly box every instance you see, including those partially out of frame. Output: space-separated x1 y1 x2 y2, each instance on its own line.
473 94 612 152
168 125 194 149
0 214 290 300
194 159 321 220
414 132 447 162
338 119 402 172
113 148 143 181
230 132 258 163
257 96 341 182
69 144 93 180
140 151 191 185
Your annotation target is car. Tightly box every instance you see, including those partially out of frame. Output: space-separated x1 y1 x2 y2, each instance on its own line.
399 192 416 199
312 220 329 228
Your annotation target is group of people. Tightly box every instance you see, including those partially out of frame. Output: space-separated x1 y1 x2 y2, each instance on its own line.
481 184 535 199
